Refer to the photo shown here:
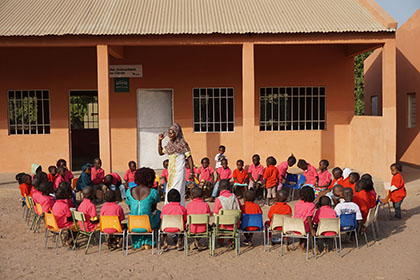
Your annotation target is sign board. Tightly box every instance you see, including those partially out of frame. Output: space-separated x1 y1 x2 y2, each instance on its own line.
110 65 142 78
114 78 129 92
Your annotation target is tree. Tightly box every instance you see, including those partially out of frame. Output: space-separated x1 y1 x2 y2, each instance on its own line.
354 51 373 115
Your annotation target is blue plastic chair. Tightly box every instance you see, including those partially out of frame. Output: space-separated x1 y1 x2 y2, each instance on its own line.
287 175 305 201
239 213 266 252
339 213 359 248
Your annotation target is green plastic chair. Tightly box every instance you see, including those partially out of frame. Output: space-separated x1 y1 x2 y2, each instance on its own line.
219 209 241 217
211 214 240 256
72 211 99 254
184 214 211 256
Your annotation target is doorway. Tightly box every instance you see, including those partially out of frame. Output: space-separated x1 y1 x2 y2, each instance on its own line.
69 90 99 171
137 89 173 169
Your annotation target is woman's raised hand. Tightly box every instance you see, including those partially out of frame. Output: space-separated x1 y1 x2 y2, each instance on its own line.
158 132 166 141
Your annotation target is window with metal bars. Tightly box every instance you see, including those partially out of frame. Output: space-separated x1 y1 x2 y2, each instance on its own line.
193 87 234 132
8 90 51 135
259 86 326 131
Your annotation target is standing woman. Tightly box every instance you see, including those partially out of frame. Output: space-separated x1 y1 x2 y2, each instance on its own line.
158 123 194 206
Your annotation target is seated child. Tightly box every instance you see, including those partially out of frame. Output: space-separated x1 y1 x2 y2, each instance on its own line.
197 157 214 194
263 156 279 206
37 182 55 214
186 187 212 250
267 190 292 228
185 160 198 186
294 186 316 248
240 190 262 246
100 190 125 249
297 159 318 186
52 186 74 246
160 189 187 251
342 172 360 192
361 174 377 197
233 159 249 199
248 154 265 199
160 159 169 195
77 186 99 232
76 164 92 192
56 159 73 183
59 182 75 208
211 158 232 201
19 174 32 199
328 167 344 189
388 163 406 219
31 177 42 204
48 166 57 183
53 167 65 191
355 180 376 209
213 179 241 215
104 174 125 201
313 196 337 252
91 158 105 202
317 160 331 189
323 184 344 206
123 160 137 186
334 188 364 230
214 145 227 169
276 154 297 186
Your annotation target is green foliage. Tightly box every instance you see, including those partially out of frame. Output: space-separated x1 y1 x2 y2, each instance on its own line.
354 51 373 115
69 96 97 129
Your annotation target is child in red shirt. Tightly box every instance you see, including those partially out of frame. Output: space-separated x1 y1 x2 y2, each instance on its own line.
342 172 360 192
47 166 57 183
263 156 279 206
240 190 262 246
19 174 32 199
355 180 376 209
267 190 292 228
389 163 406 219
161 189 187 251
233 159 249 199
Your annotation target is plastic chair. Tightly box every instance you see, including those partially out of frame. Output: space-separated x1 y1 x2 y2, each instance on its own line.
313 218 341 258
24 195 34 225
339 213 359 249
126 215 155 255
31 203 44 233
22 194 30 221
280 217 310 261
363 207 377 246
157 215 185 254
267 214 290 252
373 205 380 235
289 175 306 201
44 212 74 255
219 209 241 217
211 214 240 256
72 211 99 254
99 215 125 255
239 213 266 252
184 214 211 256
71 178 78 190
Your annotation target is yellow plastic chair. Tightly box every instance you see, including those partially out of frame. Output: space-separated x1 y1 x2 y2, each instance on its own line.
211 214 240 256
313 218 341 259
31 203 44 233
24 195 34 225
158 215 185 254
184 214 211 256
126 215 155 255
280 217 310 261
267 214 290 252
44 212 74 255
71 178 78 190
99 215 125 255
363 207 377 246
72 211 99 254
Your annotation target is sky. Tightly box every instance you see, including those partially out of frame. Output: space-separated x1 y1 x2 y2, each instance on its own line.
376 0 420 28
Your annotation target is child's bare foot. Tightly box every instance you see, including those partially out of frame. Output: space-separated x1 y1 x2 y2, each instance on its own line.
144 244 152 250
162 242 168 252
176 239 183 251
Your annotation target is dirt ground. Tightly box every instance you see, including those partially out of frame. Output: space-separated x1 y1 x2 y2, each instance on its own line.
1 167 420 280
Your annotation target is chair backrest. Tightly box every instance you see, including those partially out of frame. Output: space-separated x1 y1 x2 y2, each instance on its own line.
161 215 184 232
44 212 59 231
364 207 376 226
100 215 123 233
71 178 78 190
241 213 263 231
339 213 357 231
215 214 239 230
298 175 306 187
72 210 87 232
26 195 33 210
286 174 298 184
35 203 43 215
270 214 289 231
282 217 306 235
219 209 241 217
187 214 210 233
316 218 340 236
128 215 152 233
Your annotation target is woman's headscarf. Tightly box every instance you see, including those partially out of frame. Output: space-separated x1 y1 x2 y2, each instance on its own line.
31 163 41 175
164 123 191 155
76 163 92 191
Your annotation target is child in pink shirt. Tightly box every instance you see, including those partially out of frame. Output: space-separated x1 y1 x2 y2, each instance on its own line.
56 159 73 183
247 154 265 200
294 186 316 249
100 190 125 249
52 186 74 246
53 167 65 191
297 159 318 186
186 187 212 250
160 160 169 195
92 158 105 202
276 154 297 184
123 161 137 185
317 160 332 188
77 186 99 232
185 160 198 186
38 182 55 214
160 189 187 251
211 158 232 201
197 157 214 196
313 196 337 252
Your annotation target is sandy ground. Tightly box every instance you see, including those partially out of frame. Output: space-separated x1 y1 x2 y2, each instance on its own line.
1 167 420 280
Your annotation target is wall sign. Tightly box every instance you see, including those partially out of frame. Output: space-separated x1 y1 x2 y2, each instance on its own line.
110 65 142 78
114 78 130 92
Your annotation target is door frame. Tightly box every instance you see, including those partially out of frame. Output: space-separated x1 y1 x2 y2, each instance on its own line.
68 89 98 171
136 88 174 167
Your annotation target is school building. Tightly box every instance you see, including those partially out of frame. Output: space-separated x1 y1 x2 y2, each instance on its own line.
0 0 397 179
364 9 420 169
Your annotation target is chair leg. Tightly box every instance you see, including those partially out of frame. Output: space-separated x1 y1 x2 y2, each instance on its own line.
126 234 129 256
339 235 342 257
313 236 317 259
72 232 79 250
44 229 49 249
122 233 125 256
184 235 188 256
354 230 359 249
280 233 284 256
375 220 380 236
157 230 161 255
372 225 377 242
334 237 338 253
99 233 102 255
305 236 309 262
263 229 266 252
151 231 154 255
364 232 368 247
56 231 62 255
85 233 93 254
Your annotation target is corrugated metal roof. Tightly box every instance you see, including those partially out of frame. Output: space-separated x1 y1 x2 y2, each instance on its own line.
0 0 393 36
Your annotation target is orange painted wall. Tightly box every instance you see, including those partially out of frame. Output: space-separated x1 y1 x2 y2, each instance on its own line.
365 9 420 166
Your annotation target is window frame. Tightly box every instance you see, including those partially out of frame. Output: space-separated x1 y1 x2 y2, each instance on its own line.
192 87 235 133
7 89 51 135
259 86 326 131
407 92 416 129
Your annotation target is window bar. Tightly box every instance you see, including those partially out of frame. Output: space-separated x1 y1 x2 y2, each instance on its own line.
219 89 222 131
290 88 293 131
12 91 16 135
198 92 202 132
213 90 216 132
225 91 228 132
311 87 314 130
318 88 321 129
284 90 287 130
304 87 307 131
277 88 280 129
22 92 25 134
